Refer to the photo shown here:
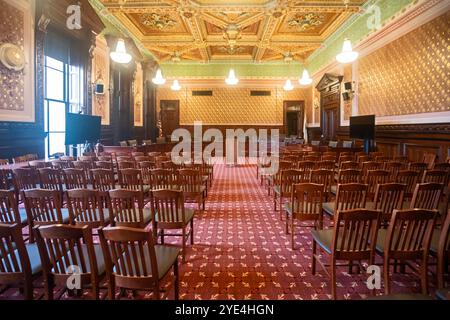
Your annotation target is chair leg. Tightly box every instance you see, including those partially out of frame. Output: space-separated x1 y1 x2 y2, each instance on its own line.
190 219 194 245
93 282 99 300
420 259 429 295
291 219 295 250
273 193 277 211
154 282 161 300
384 258 391 295
331 258 337 300
437 254 444 290
108 277 115 300
312 240 316 275
45 277 54 300
182 228 187 263
23 278 33 300
174 259 179 300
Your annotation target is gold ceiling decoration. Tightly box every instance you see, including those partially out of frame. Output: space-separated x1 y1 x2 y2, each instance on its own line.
287 13 325 31
98 0 367 62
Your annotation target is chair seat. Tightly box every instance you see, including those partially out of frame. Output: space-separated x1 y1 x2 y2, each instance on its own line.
311 229 333 255
50 244 105 275
155 208 195 225
113 209 152 225
322 202 334 216
429 227 441 254
113 244 180 280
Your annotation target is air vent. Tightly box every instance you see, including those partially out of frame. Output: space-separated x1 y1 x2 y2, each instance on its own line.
250 90 271 96
192 90 213 96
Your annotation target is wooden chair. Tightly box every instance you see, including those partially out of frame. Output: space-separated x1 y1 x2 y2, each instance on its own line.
297 161 315 172
323 183 368 218
373 183 406 225
331 169 362 194
151 190 195 262
376 209 437 295
13 168 39 202
395 170 420 199
134 156 151 163
316 160 335 170
34 224 105 299
73 160 95 182
51 160 73 170
339 161 359 170
138 161 156 184
148 169 178 191
98 226 180 300
285 183 324 249
312 209 381 299
131 152 145 157
430 209 450 290
322 155 336 162
67 189 109 228
95 161 114 171
357 155 371 164
304 156 320 162
91 169 116 192
384 162 403 182
361 161 384 177
29 160 49 169
178 169 206 210
422 170 448 184
38 168 64 191
118 168 150 202
410 183 443 211
273 169 309 215
117 161 136 170
63 168 88 190
0 190 25 225
310 169 334 201
434 163 450 172
422 153 437 169
409 162 428 177
23 189 70 242
0 223 42 299
365 169 390 200
338 155 354 167
108 189 152 229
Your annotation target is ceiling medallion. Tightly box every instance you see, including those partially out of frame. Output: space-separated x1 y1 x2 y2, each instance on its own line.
140 13 176 30
218 46 246 55
287 13 325 31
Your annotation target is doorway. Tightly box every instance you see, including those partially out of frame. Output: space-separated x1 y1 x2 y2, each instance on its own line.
160 100 180 138
283 101 304 138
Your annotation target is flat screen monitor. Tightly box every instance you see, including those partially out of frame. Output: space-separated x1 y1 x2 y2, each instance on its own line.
350 115 375 140
65 113 101 145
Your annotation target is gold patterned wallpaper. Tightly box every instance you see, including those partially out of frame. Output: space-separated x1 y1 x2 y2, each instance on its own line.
157 87 311 125
358 12 450 117
91 35 110 125
0 0 25 112
133 62 143 127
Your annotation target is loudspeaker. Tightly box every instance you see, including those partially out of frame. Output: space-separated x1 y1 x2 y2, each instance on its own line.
342 92 350 101
344 82 352 91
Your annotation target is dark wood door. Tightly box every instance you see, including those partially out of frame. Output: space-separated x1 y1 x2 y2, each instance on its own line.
283 101 304 137
323 107 338 140
160 100 180 137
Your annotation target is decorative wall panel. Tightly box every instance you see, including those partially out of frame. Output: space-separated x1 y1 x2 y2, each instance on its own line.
0 0 34 122
91 35 110 125
133 62 143 127
157 87 310 125
358 12 450 117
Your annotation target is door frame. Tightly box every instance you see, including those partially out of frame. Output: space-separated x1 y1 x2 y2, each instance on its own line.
283 100 305 137
160 100 180 137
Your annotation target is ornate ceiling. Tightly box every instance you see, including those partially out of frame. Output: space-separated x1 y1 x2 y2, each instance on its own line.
97 0 367 63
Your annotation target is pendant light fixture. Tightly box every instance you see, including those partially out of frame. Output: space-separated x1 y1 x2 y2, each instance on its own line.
152 68 166 85
225 69 239 85
171 79 181 91
336 38 359 64
110 39 132 64
299 69 313 86
283 79 294 91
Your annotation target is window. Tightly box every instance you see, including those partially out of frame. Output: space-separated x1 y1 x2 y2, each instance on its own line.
44 56 83 158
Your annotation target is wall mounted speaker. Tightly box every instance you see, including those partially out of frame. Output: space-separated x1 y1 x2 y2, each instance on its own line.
95 83 104 95
344 82 352 91
342 92 350 101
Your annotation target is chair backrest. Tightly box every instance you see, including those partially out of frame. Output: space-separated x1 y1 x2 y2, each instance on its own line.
38 168 63 191
95 161 114 171
97 156 113 163
357 155 371 163
0 223 32 282
119 169 144 192
29 160 48 169
437 210 450 289
131 152 144 158
117 161 136 170
335 183 368 214
178 169 202 193
67 189 107 228
409 162 428 176
278 169 309 196
339 161 359 170
422 170 448 184
0 190 21 224
73 161 94 181
365 170 390 199
13 168 38 191
91 169 115 192
337 169 362 184
98 226 159 287
316 160 335 170
333 209 381 261
310 169 333 195
149 169 176 190
116 156 134 163
151 189 186 226
373 183 406 223
290 183 324 222
361 161 384 176
23 189 63 226
134 156 150 163
410 183 443 210
322 155 336 162
297 161 315 172
79 156 96 162
370 152 384 158
384 162 403 182
385 209 437 260
51 160 73 170
304 156 320 162
422 153 437 169
395 170 420 197
63 168 88 190
34 224 100 285
108 189 147 228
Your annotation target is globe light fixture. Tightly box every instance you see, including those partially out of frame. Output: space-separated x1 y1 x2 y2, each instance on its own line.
283 79 294 91
171 79 181 91
152 68 166 85
225 69 239 85
336 38 359 64
299 69 313 86
110 39 132 64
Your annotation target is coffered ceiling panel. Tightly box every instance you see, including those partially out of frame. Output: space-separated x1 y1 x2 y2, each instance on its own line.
97 0 367 63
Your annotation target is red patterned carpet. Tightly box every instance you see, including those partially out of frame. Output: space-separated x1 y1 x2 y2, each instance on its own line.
0 164 429 300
